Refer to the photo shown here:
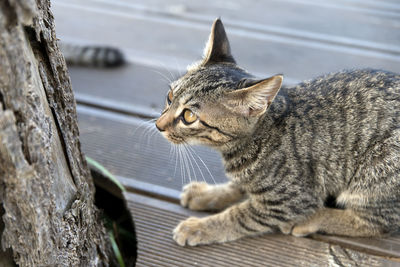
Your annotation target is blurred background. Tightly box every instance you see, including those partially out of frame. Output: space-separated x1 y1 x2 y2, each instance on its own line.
51 0 400 194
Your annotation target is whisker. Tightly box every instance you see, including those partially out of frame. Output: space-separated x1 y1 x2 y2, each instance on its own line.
158 61 179 82
141 123 157 145
187 145 217 185
130 118 157 137
173 57 184 78
147 125 159 145
180 145 192 185
130 119 155 148
148 68 173 85
173 144 179 179
167 64 178 82
168 141 173 158
185 143 207 184
183 144 198 184
177 145 186 187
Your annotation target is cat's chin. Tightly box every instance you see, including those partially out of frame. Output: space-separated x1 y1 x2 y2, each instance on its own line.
169 139 185 145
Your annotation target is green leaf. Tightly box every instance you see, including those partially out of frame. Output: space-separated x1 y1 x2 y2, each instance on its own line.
86 156 126 192
109 230 126 267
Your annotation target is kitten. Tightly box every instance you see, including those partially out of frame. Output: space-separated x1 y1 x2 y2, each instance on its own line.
156 19 400 246
59 42 125 67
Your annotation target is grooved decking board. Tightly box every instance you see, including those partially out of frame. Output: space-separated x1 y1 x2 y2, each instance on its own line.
70 64 172 114
311 234 400 259
69 64 171 114
53 0 400 87
125 193 398 267
91 0 400 48
77 105 228 191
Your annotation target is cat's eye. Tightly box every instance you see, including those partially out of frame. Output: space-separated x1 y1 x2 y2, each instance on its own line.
182 109 197 124
167 90 173 105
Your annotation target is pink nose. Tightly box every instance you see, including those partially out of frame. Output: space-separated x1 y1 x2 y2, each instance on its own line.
155 120 165 132
155 113 169 132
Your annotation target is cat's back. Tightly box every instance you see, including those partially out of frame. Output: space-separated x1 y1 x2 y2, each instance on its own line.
282 69 400 129
265 69 400 189
288 69 399 104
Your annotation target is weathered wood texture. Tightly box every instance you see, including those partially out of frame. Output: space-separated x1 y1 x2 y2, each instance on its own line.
0 0 109 265
126 193 397 267
53 0 400 88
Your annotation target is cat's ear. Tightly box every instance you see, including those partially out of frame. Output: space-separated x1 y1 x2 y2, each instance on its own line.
223 75 283 117
202 18 235 65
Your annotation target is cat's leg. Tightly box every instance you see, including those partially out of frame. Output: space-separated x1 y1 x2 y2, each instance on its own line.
291 207 392 237
173 198 290 246
180 182 245 211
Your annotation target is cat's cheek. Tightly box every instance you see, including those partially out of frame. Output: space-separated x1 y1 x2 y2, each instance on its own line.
186 139 203 146
159 132 167 139
162 132 185 144
162 133 175 144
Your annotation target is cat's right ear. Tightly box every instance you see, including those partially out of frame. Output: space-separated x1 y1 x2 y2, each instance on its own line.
223 75 283 117
202 19 235 65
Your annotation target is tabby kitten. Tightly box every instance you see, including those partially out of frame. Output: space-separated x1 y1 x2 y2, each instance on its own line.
156 19 400 246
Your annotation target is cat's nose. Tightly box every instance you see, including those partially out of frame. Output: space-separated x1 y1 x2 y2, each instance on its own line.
156 112 171 132
155 118 166 132
156 122 165 132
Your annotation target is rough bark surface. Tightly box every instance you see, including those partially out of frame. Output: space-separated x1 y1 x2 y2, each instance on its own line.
0 0 109 266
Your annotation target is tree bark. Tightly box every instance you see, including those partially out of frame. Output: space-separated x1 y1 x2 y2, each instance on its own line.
0 0 109 265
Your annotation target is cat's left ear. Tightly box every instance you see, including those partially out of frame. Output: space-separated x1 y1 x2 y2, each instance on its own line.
203 19 235 65
223 75 283 117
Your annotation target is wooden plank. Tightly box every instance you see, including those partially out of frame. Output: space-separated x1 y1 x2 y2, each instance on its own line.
53 0 400 85
125 192 397 267
93 0 400 50
75 92 159 120
56 0 400 50
311 234 400 259
117 175 180 203
69 63 172 115
70 63 173 114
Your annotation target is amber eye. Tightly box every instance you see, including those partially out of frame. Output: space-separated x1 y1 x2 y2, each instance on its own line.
183 109 197 124
167 91 173 105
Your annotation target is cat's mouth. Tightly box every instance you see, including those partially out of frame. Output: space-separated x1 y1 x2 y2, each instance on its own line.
163 132 185 144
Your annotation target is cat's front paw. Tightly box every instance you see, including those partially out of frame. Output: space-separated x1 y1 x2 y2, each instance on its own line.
180 182 216 211
173 217 213 246
291 222 319 237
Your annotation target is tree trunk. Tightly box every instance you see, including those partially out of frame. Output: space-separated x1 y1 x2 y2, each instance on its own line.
0 0 109 265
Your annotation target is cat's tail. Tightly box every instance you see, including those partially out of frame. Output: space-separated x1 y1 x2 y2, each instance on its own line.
60 42 126 68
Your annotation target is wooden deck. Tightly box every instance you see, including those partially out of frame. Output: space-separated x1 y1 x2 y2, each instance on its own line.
52 0 400 266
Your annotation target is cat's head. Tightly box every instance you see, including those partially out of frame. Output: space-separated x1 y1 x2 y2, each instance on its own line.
156 19 283 148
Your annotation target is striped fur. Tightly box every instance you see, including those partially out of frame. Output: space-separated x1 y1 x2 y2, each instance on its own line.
60 42 125 67
156 19 400 246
